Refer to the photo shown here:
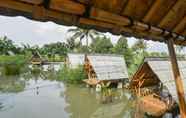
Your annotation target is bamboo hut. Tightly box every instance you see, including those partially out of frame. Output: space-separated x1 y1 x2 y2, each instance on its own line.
84 54 128 88
130 57 185 117
30 51 43 65
66 53 85 68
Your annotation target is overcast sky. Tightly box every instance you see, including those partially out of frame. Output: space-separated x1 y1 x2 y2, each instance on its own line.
0 15 169 52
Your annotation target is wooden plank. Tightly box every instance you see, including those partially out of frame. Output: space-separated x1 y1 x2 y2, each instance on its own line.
50 0 85 15
77 0 91 5
121 0 154 20
90 7 130 26
167 38 186 118
79 18 114 29
133 21 149 31
0 0 33 13
182 30 186 36
159 0 186 30
45 9 78 25
17 0 43 5
93 0 128 14
143 0 177 25
32 5 45 20
173 16 186 35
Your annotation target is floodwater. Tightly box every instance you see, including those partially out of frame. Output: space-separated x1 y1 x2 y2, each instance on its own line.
0 65 136 118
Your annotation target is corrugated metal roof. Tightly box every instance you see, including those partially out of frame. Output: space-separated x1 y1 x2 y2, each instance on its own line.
67 53 85 68
87 54 128 81
148 60 186 102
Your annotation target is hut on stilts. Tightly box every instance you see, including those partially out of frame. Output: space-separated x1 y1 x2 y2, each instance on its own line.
129 57 186 117
30 51 43 65
66 53 85 68
83 54 129 89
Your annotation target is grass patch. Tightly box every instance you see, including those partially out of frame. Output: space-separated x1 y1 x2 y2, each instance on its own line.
0 55 28 75
58 65 87 84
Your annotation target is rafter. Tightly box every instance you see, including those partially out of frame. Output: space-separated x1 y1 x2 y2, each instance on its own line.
143 0 177 25
158 0 186 30
173 16 186 35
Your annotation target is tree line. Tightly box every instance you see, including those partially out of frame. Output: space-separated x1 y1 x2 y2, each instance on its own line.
0 28 177 75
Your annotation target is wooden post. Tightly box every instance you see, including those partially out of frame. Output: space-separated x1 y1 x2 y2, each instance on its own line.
167 38 186 118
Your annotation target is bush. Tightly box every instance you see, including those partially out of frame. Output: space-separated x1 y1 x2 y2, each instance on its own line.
0 55 28 75
0 55 28 65
58 65 87 84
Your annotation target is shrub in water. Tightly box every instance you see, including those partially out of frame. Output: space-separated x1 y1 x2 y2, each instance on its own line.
0 55 28 75
58 65 87 84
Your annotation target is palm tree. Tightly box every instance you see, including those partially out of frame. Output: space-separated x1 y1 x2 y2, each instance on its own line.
67 28 103 52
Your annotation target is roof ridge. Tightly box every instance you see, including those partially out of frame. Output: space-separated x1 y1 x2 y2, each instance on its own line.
144 56 186 62
87 53 123 57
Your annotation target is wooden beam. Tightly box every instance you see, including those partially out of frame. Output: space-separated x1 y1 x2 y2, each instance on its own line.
121 0 154 20
50 0 85 15
0 0 33 13
167 38 186 118
183 30 186 36
89 7 186 44
32 5 45 20
17 0 43 5
173 16 186 34
143 0 177 25
45 9 78 25
79 18 114 29
90 7 131 26
93 0 128 14
77 0 90 5
158 0 186 30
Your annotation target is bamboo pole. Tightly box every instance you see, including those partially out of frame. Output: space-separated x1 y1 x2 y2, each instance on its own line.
167 38 186 118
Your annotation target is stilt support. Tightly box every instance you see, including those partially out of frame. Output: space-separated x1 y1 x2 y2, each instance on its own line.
167 38 186 118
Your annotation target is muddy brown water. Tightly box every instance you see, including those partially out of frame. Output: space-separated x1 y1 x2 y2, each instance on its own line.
0 66 144 118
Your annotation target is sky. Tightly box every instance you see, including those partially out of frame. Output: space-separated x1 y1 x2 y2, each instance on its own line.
0 15 170 52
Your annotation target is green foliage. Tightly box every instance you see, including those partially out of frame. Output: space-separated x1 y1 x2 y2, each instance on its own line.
0 55 28 75
58 65 87 84
41 42 68 56
0 36 21 55
90 36 113 53
0 55 27 65
112 36 134 67
68 28 104 53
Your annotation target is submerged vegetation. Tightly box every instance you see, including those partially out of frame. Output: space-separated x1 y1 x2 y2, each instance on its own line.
0 55 28 75
58 65 87 84
0 76 26 93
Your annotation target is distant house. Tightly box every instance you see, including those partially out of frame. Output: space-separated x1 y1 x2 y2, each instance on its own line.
7 51 15 56
129 57 185 116
30 51 43 65
66 53 85 68
84 54 129 87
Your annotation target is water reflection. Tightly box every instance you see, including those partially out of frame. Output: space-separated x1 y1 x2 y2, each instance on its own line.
64 85 135 118
0 65 136 118
0 76 26 93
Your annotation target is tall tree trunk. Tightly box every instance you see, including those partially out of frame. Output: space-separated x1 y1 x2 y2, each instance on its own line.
86 35 88 53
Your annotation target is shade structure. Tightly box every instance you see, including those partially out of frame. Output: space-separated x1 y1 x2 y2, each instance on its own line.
87 54 128 81
66 53 85 68
130 57 186 103
0 0 185 45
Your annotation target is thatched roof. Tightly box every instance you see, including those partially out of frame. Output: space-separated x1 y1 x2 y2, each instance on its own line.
0 0 185 45
87 54 128 81
130 57 186 102
67 53 85 68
